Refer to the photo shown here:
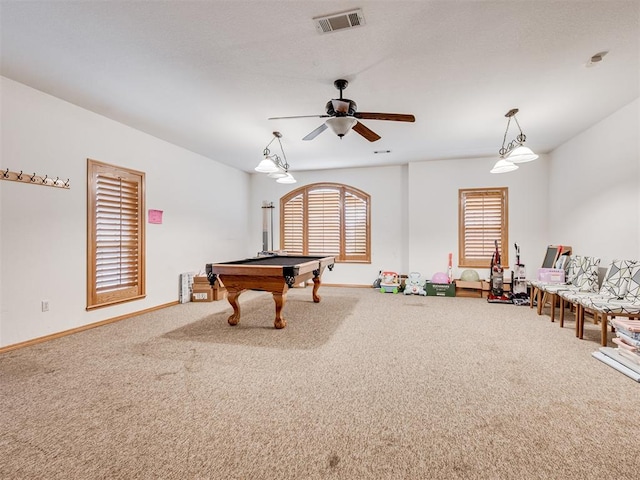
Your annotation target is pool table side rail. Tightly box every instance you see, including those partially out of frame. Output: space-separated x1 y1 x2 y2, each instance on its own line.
208 256 334 278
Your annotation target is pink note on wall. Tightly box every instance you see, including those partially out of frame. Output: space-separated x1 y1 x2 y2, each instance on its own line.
148 209 163 224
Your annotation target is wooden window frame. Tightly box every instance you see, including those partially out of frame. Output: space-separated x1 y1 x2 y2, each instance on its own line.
458 187 509 268
87 159 146 310
280 182 371 263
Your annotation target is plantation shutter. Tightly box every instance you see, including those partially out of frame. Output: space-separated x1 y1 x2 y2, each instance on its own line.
282 193 304 254
344 191 368 260
307 188 341 256
280 183 371 263
459 188 508 268
88 160 145 309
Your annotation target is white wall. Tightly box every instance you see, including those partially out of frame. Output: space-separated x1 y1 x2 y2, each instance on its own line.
250 154 550 286
548 98 640 264
407 155 550 281
0 77 251 347
250 165 408 286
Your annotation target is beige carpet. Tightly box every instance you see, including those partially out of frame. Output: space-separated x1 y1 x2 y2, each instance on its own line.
1 287 639 479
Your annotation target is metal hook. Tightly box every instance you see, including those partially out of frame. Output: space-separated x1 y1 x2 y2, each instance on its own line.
30 173 37 182
17 170 23 180
3 168 8 178
64 179 70 187
42 175 48 184
54 177 59 185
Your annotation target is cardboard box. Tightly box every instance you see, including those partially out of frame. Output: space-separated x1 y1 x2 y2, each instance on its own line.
192 284 213 302
212 286 227 301
455 279 483 298
425 281 456 297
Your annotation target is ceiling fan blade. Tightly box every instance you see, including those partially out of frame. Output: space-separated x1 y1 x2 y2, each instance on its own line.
354 112 415 122
352 121 381 142
302 123 328 141
331 99 351 114
269 114 331 120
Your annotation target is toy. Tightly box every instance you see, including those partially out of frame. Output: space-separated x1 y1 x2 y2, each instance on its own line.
379 271 400 293
431 272 449 284
403 272 427 296
460 269 480 282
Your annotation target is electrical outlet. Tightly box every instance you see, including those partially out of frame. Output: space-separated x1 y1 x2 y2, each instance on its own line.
41 300 49 312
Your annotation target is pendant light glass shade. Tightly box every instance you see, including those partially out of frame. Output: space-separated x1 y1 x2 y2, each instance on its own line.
267 170 288 178
506 145 539 163
490 158 519 174
255 157 279 173
276 173 296 184
326 116 357 137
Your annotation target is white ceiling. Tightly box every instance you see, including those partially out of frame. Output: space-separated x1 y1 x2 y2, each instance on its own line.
1 1 638 173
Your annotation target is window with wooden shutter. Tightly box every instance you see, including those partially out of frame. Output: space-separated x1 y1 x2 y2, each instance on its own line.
280 183 370 263
87 159 145 309
344 191 368 261
282 193 304 255
458 187 508 268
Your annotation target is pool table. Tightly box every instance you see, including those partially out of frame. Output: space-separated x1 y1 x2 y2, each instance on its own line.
206 255 335 329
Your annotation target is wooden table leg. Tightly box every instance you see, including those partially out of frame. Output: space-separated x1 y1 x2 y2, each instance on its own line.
559 297 565 327
226 289 244 326
312 275 321 303
550 294 556 322
272 292 287 329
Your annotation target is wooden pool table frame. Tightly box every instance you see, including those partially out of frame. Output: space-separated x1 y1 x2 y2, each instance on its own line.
207 255 335 329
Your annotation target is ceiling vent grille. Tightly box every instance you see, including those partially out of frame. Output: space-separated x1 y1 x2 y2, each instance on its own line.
313 9 365 34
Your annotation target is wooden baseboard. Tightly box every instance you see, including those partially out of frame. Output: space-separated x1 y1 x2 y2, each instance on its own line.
0 300 179 355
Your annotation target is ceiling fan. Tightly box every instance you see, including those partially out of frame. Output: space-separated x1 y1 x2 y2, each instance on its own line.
268 79 415 142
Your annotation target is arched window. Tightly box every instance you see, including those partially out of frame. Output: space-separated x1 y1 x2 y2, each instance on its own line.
280 183 370 263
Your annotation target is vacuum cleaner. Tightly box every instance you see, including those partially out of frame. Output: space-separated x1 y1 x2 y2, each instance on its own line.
487 240 512 304
511 243 530 306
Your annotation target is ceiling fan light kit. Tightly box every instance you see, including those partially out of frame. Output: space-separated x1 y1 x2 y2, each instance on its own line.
326 116 357 137
269 79 415 142
491 108 538 173
255 132 296 183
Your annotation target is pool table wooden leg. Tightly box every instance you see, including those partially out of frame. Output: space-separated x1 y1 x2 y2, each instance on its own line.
312 275 321 303
272 292 287 329
226 289 243 326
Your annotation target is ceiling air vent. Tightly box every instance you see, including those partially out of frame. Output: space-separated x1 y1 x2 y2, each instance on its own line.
313 9 365 34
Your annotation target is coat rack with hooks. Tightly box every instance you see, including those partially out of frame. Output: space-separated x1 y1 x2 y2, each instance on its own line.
0 168 70 189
